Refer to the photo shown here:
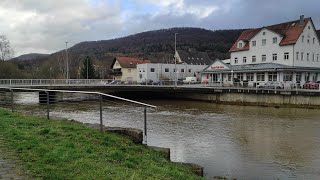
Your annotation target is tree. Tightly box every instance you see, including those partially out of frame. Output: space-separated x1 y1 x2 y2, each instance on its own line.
80 56 96 79
0 35 14 61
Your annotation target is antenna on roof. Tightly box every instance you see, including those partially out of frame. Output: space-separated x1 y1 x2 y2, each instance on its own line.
300 15 304 25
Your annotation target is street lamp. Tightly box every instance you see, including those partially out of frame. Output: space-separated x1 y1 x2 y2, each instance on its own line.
174 33 178 87
65 42 69 80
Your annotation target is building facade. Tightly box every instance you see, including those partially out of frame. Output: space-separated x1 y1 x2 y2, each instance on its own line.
201 16 320 87
109 57 150 82
137 63 207 83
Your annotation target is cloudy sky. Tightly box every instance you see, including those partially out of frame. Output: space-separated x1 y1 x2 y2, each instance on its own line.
0 0 319 56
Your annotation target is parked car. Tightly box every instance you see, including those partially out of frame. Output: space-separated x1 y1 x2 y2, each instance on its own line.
303 81 320 89
183 77 197 84
108 80 122 85
257 81 284 89
140 79 153 85
152 80 164 85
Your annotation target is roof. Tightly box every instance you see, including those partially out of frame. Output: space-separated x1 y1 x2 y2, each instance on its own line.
177 50 213 65
230 17 313 52
202 62 320 72
112 56 150 68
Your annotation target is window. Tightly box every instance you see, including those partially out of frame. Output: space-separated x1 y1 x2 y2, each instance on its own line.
284 52 289 60
165 68 169 72
307 53 309 61
246 73 254 81
181 69 185 73
252 41 256 47
272 54 277 61
188 69 192 73
234 57 238 64
128 68 131 73
238 42 243 48
243 57 247 63
317 54 319 62
296 52 299 60
263 32 266 35
301 52 304 61
313 38 315 44
262 54 266 62
150 68 155 72
268 72 277 81
257 73 265 81
296 72 302 82
143 68 145 72
307 39 310 44
139 74 142 79
273 37 277 44
313 53 315 61
262 39 266 46
228 74 232 81
302 36 304 42
237 73 244 81
283 72 293 81
173 68 176 72
252 56 256 62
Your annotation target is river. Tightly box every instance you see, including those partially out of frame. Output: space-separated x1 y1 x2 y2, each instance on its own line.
8 92 320 179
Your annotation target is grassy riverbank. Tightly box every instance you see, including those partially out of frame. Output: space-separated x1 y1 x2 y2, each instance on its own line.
0 108 201 179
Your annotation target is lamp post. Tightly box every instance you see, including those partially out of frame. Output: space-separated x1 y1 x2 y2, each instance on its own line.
65 42 69 80
174 33 178 87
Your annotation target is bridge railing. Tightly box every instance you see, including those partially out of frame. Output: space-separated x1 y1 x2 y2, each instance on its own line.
0 79 113 87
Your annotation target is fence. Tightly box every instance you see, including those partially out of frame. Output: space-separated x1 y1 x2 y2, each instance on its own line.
0 87 156 144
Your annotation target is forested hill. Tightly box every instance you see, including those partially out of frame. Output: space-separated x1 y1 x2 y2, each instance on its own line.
67 28 245 62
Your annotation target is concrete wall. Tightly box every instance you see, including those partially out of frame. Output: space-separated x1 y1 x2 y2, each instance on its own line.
176 92 320 107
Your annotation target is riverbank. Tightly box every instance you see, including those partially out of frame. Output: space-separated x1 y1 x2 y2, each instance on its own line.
0 108 202 179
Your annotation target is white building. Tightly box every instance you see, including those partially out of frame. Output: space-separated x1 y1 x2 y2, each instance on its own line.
201 16 320 87
137 63 207 83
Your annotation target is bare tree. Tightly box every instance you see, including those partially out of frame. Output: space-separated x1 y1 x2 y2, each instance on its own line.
0 35 14 61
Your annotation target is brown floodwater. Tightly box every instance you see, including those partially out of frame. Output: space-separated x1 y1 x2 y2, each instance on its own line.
9 92 320 179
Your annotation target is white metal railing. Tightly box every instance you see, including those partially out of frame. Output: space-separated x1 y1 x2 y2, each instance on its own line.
0 79 113 87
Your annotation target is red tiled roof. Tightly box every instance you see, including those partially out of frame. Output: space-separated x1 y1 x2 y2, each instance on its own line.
113 56 150 68
229 17 312 52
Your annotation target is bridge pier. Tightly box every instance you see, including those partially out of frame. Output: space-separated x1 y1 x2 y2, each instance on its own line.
39 91 57 104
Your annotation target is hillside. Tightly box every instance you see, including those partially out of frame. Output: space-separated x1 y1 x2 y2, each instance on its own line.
11 53 49 61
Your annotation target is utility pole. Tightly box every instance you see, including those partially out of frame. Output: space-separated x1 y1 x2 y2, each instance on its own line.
174 33 178 87
65 42 69 80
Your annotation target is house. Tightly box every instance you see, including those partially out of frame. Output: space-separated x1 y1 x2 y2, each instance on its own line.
136 63 207 83
109 56 150 82
175 48 213 65
201 15 320 87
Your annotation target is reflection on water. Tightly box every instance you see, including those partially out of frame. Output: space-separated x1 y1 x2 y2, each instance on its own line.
6 92 320 179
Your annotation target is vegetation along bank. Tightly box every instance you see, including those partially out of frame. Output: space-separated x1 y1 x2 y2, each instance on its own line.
0 108 202 179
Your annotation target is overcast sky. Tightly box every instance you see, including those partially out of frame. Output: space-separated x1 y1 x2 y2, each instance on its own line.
1 0 319 56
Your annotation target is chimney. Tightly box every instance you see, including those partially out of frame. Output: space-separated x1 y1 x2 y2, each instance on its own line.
300 15 304 25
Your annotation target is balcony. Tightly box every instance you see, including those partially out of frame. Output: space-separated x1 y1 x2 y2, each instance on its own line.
108 68 122 76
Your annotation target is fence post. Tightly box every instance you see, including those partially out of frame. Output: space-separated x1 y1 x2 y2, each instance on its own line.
10 89 14 112
100 94 103 132
144 107 147 144
46 91 50 119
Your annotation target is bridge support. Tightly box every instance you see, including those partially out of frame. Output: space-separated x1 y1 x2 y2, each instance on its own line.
39 91 57 104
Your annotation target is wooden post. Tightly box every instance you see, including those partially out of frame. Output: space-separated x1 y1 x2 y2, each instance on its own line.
144 107 147 144
10 89 14 112
100 95 103 132
46 91 50 119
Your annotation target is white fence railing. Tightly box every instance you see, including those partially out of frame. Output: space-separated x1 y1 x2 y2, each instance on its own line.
0 79 113 87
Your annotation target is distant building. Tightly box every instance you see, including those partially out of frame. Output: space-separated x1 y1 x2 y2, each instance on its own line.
201 15 320 87
175 49 213 65
137 63 207 83
109 56 150 82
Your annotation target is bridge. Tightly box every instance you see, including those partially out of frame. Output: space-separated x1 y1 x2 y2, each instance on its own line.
1 79 320 107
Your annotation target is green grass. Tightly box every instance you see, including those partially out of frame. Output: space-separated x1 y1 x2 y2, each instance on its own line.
0 108 202 180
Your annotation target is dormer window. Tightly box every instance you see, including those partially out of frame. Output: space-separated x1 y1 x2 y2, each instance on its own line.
252 41 256 47
238 42 243 48
273 37 277 44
